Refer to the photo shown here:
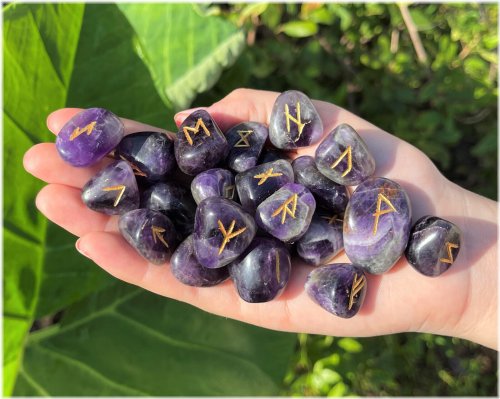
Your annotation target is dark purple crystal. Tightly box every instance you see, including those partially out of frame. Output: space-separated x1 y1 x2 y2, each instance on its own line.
190 168 236 205
225 122 268 173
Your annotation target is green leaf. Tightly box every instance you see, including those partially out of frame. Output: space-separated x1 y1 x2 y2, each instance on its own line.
337 338 363 353
279 20 318 38
14 283 296 396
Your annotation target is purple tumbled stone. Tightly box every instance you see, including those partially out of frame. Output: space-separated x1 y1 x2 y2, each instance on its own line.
305 263 367 318
171 235 229 286
344 177 411 274
229 237 291 303
193 197 256 269
269 90 323 149
225 122 268 173
190 168 236 205
255 183 316 243
81 160 139 215
174 109 228 175
119 209 178 264
315 124 375 186
405 216 462 277
56 108 124 167
259 148 292 164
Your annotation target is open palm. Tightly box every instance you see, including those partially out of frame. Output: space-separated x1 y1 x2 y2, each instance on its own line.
23 89 496 347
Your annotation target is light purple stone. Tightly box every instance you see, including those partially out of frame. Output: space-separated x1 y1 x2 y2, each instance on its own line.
56 108 124 167
190 168 236 205
255 183 316 243
344 177 412 274
225 122 268 173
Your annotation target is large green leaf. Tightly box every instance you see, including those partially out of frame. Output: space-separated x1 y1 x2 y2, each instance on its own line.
14 283 296 396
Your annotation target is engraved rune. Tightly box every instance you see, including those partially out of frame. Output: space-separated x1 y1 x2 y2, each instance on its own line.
372 193 397 235
234 130 253 148
272 193 298 224
321 215 343 225
275 251 281 283
253 167 283 186
119 155 147 177
284 102 309 142
439 242 459 264
102 185 126 207
348 273 366 310
217 219 247 255
69 121 97 141
330 146 352 177
183 118 211 146
151 226 170 248
223 184 236 200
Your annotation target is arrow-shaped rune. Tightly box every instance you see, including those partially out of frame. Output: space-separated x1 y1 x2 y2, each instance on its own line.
69 121 97 141
151 226 170 248
217 219 247 255
102 185 126 207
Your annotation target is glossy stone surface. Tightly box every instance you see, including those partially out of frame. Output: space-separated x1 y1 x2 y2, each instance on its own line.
225 122 268 173
114 131 175 181
193 197 256 268
171 235 229 286
344 177 411 274
190 168 236 205
269 90 323 149
141 182 196 239
259 148 291 164
292 155 349 213
119 209 177 265
229 237 291 303
315 123 375 186
255 183 316 243
174 109 228 175
81 160 139 215
56 108 124 167
235 160 294 213
305 263 367 318
296 214 344 266
405 216 462 277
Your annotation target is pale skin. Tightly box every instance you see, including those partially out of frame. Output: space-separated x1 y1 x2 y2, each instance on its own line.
23 88 498 350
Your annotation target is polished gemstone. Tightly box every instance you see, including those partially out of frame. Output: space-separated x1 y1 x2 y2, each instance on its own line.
190 168 237 205
174 109 228 175
269 90 323 149
259 148 291 164
171 235 229 286
56 108 124 167
344 177 411 274
229 237 291 303
405 216 462 277
193 197 256 268
225 122 268 173
119 209 177 264
255 183 316 243
81 160 139 215
315 123 375 186
305 263 367 318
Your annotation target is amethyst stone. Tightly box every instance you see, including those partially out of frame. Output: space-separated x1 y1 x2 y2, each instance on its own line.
292 155 349 214
114 131 175 181
305 263 367 318
174 109 228 175
81 160 139 215
229 237 291 303
259 148 291 164
171 235 229 286
315 124 375 186
405 216 462 277
225 122 268 173
269 90 323 149
344 177 411 274
296 214 344 266
235 160 294 213
255 183 316 243
190 168 236 205
193 197 256 268
56 108 124 167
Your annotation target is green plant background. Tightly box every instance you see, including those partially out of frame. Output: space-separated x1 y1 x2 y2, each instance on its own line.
3 2 497 397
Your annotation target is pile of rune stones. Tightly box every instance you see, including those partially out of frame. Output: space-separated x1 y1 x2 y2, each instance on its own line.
55 90 461 318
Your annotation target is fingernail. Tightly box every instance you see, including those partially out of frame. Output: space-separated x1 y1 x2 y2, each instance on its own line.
174 107 206 125
76 239 91 259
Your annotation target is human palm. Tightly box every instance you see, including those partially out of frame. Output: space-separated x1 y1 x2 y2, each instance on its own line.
23 89 497 348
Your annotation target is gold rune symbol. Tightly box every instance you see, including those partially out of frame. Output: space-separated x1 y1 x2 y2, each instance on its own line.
330 146 352 177
217 219 247 255
284 102 309 142
439 242 459 264
372 193 397 235
69 121 97 141
151 226 170 248
183 118 211 146
275 251 281 283
253 167 283 186
348 273 366 310
102 185 126 207
223 184 236 200
234 130 253 148
321 215 343 225
119 155 147 177
272 193 298 224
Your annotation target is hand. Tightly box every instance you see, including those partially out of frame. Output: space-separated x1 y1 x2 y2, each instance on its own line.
23 88 497 349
